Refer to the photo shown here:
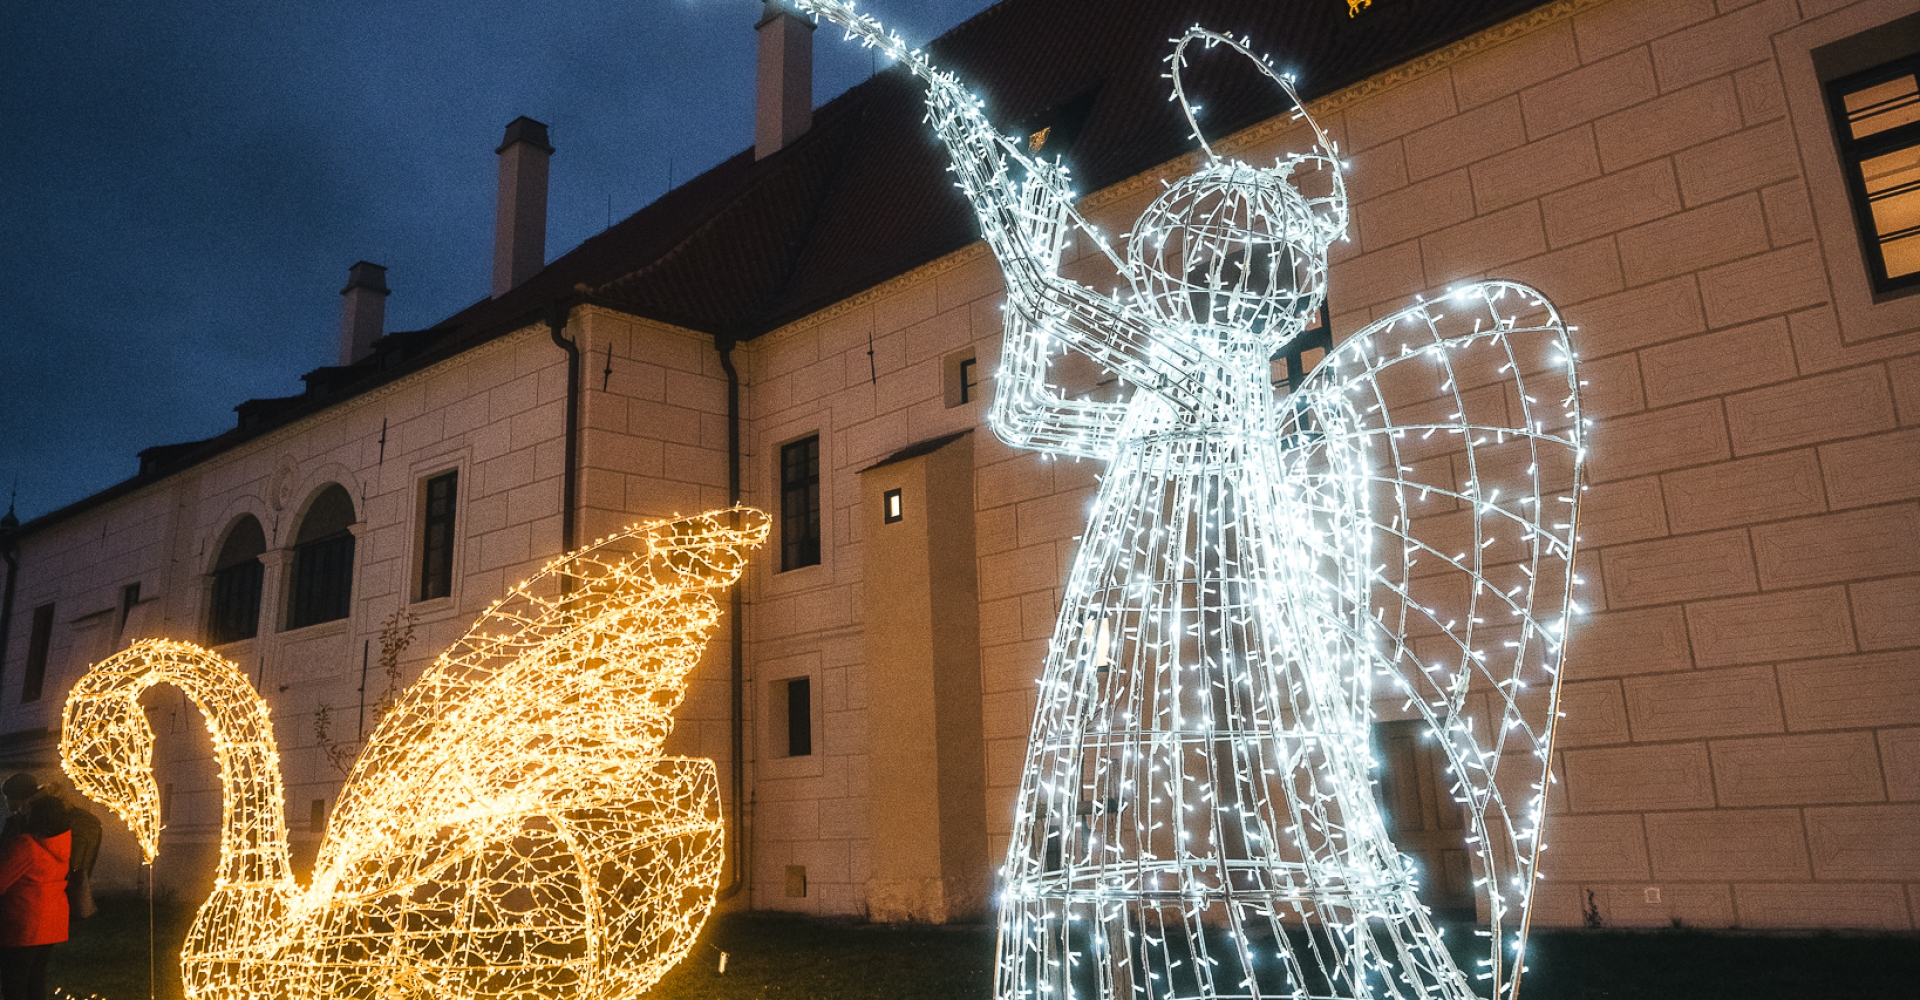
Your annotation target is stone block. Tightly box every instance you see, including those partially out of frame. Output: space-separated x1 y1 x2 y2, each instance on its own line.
1421 203 1547 281
1698 244 1830 329
1663 450 1826 535
1779 651 1920 731
1580 475 1669 545
1881 728 1920 801
1734 62 1787 126
1501 235 1626 307
1649 0 1799 92
1537 812 1650 880
1455 19 1583 110
1890 354 1920 426
1521 48 1659 141
1617 193 1771 287
1735 883 1911 930
1821 428 1920 510
1331 241 1427 311
1712 732 1885 808
1625 664 1782 740
1672 121 1801 209
1470 125 1602 214
1356 170 1476 253
1571 0 1717 63
976 544 1062 603
1564 743 1714 812
1752 505 1920 590
1346 140 1409 201
1852 576 1920 651
1685 586 1852 668
1757 183 1811 249
1597 76 1742 173
1602 527 1757 610
1639 317 1795 409
1567 276 1705 359
1575 351 1645 420
1344 69 1458 153
1645 808 1809 881
1807 805 1920 880
1542 159 1683 249
1556 679 1630 748
1566 602 1689 675
1405 97 1525 182
1587 400 1730 484
1727 365 1896 457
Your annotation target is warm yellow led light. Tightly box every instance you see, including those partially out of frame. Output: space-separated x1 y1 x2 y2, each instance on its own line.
61 507 768 1000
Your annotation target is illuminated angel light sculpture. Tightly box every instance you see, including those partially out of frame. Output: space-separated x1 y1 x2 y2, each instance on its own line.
794 4 1584 998
61 507 768 1000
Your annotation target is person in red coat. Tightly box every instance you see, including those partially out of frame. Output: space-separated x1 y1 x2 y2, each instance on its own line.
0 796 69 1000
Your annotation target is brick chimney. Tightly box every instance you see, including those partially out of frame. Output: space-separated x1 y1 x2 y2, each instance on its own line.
493 116 554 298
337 261 389 365
756 1 814 159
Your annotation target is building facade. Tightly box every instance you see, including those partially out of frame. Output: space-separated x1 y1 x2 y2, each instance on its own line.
2 0 1917 932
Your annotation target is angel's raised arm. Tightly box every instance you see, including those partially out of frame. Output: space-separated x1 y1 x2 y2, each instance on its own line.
787 0 1213 414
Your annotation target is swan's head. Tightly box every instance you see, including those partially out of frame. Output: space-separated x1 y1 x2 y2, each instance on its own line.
61 645 169 862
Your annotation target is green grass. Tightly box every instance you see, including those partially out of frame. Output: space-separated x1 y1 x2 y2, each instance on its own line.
48 896 1920 999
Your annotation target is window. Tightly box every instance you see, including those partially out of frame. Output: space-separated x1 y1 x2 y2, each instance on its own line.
780 436 821 571
116 583 140 641
1828 51 1920 295
1373 719 1472 917
418 471 458 602
287 485 356 629
21 604 53 703
945 351 981 408
208 517 265 645
770 675 813 757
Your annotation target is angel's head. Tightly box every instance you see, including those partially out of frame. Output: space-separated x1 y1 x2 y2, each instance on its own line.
1126 29 1347 355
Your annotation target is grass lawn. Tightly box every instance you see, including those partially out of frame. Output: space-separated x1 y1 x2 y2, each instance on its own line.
49 896 1920 999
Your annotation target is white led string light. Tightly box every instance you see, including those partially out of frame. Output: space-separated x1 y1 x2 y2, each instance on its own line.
61 508 768 1000
792 4 1584 999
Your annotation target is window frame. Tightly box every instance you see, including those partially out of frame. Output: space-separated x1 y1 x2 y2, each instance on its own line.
286 485 357 631
21 603 52 703
417 469 459 603
779 435 822 572
1826 51 1920 297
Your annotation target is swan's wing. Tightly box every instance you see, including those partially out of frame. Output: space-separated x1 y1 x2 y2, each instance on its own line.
1283 281 1584 998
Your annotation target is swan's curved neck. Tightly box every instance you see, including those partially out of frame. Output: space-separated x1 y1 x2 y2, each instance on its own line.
145 657 294 890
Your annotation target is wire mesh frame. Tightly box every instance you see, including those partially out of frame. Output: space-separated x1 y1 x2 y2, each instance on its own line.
61 508 770 1000
787 5 1584 998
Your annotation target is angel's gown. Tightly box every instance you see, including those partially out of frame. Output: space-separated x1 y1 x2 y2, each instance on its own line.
994 352 1477 1000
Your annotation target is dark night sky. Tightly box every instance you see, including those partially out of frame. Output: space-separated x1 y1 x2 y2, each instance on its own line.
1 0 998 523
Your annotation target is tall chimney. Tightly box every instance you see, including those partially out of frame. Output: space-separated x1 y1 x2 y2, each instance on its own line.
493 116 554 298
756 1 814 160
337 261 389 365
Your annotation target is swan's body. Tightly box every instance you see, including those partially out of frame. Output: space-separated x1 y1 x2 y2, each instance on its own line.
61 508 768 1000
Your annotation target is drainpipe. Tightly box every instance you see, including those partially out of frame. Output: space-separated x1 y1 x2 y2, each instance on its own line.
547 304 581 583
716 336 748 901
0 504 18 685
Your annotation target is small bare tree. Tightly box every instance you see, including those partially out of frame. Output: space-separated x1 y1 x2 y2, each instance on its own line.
315 608 417 777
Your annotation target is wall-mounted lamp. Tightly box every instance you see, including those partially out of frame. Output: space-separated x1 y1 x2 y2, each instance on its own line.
883 488 904 523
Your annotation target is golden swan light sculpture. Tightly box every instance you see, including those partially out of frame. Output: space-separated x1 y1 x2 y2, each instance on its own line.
61 507 769 1000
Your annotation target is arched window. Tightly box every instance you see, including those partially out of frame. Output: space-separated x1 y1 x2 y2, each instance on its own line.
207 516 265 645
287 485 356 629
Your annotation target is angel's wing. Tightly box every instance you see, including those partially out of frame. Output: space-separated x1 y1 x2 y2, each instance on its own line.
1282 281 1584 999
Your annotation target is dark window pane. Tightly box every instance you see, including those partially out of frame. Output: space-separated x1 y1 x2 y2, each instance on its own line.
419 471 458 601
289 486 356 629
209 516 266 645
787 677 812 757
22 604 52 703
208 560 263 645
781 436 821 571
